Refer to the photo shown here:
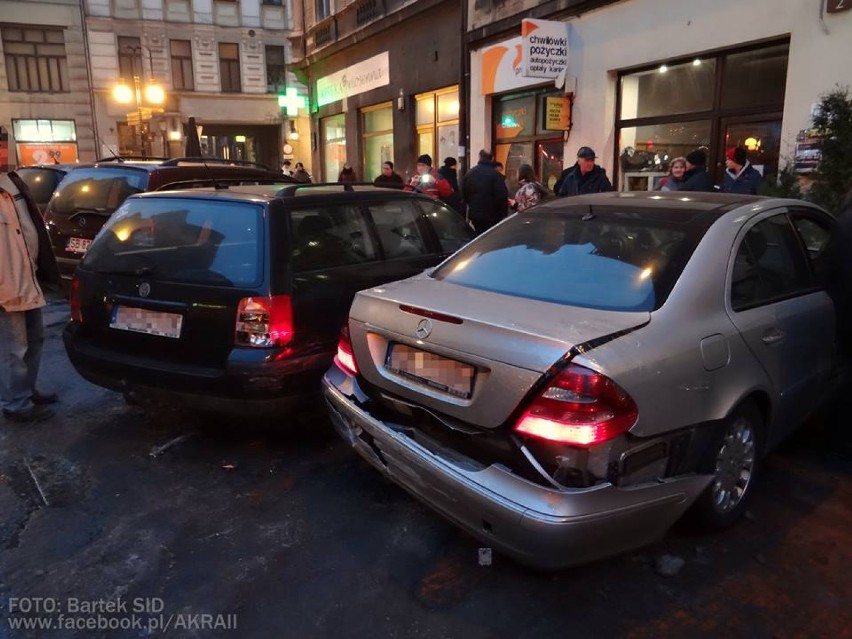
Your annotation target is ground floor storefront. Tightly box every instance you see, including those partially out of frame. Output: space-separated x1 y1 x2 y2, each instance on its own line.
304 0 461 185
468 0 852 193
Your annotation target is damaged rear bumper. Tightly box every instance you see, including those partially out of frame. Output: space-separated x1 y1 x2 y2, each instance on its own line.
322 369 711 570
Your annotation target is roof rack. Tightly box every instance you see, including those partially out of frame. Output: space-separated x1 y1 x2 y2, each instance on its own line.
153 178 285 192
159 156 272 170
95 155 171 163
275 182 400 197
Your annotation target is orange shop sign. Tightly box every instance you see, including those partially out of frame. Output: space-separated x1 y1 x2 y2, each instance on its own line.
16 142 78 166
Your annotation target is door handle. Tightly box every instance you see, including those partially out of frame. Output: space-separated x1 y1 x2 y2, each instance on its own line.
762 329 786 345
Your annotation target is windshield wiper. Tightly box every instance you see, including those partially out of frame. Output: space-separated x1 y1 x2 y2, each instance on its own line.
68 207 112 221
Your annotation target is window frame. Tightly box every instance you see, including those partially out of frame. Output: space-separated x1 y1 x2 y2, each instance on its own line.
218 42 241 93
170 39 194 91
728 211 818 313
615 38 790 191
361 102 394 185
117 35 142 79
1 27 70 93
414 86 459 164
265 45 286 94
491 88 564 188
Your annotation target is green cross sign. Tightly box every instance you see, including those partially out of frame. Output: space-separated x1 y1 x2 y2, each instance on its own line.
278 88 306 116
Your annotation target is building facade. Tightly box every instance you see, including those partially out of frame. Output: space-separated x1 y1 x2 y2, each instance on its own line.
467 0 852 192
293 0 461 184
0 0 96 170
84 0 309 169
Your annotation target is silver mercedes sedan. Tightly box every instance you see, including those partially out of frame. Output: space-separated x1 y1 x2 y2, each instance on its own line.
322 192 838 569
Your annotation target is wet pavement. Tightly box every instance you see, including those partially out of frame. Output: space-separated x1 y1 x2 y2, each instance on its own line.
1 299 850 638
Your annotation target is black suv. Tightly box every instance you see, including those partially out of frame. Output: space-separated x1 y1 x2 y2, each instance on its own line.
63 183 475 415
43 157 286 282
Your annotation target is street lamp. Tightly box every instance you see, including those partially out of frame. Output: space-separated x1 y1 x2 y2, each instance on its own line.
112 48 166 157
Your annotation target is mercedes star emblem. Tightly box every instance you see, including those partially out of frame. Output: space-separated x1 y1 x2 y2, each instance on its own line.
415 318 433 339
138 282 151 298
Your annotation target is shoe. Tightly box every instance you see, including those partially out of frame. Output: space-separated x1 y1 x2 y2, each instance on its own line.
3 405 55 423
31 390 59 405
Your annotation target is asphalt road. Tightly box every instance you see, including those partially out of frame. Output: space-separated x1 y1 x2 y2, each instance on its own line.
1 300 850 639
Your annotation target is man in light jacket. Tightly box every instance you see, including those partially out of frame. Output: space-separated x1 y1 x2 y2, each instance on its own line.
1 171 62 422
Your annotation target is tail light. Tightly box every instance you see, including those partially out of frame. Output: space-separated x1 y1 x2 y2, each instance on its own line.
333 323 358 376
235 295 293 347
514 364 637 447
70 275 83 323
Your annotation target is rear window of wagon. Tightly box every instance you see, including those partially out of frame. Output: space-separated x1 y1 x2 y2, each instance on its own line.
82 197 264 288
431 209 703 312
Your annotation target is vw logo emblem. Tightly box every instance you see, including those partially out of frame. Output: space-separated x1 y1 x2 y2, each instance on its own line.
138 282 151 298
415 318 433 339
78 216 87 227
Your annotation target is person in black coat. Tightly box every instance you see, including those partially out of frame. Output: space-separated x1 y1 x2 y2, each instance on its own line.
461 150 509 234
437 157 463 213
554 146 613 197
825 189 852 455
373 161 404 189
679 149 716 192
721 146 763 194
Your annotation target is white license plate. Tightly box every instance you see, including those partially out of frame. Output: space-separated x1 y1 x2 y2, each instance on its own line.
110 306 183 339
66 237 92 254
385 343 474 399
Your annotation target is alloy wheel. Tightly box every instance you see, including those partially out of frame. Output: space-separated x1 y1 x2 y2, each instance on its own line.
711 416 756 513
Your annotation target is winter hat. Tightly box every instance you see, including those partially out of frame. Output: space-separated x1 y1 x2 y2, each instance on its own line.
686 149 707 166
443 157 457 167
726 146 748 165
576 146 597 160
416 154 433 166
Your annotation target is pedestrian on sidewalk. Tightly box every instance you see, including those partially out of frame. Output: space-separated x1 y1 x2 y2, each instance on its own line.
374 161 404 189
437 157 463 213
513 164 548 212
405 154 452 201
721 146 763 194
554 146 613 197
680 149 716 192
0 171 62 423
461 149 509 234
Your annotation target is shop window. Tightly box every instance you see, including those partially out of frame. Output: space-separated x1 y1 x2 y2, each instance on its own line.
493 90 563 191
721 44 789 109
619 59 715 120
170 40 194 91
322 114 346 182
616 40 789 191
118 36 142 79
2 27 69 93
13 119 78 164
415 87 459 165
219 43 241 93
618 120 711 191
362 103 393 183
266 45 286 93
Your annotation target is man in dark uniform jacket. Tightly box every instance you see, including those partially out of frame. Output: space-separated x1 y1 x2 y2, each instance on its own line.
554 147 613 197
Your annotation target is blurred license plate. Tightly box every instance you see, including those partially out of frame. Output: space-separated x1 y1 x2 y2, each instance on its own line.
385 343 474 399
110 306 183 339
66 237 92 254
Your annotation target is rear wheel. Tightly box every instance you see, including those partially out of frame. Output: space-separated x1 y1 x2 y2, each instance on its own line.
689 401 762 531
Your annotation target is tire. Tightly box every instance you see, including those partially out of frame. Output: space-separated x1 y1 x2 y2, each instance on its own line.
688 401 763 531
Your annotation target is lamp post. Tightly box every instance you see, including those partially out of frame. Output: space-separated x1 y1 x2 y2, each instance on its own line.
112 46 165 157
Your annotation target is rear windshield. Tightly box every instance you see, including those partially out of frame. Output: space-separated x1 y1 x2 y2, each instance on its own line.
17 168 66 205
82 197 264 287
49 167 149 216
431 209 703 311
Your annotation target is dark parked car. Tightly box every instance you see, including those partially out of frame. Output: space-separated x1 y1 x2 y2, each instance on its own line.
63 183 475 415
43 157 286 282
16 164 75 213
